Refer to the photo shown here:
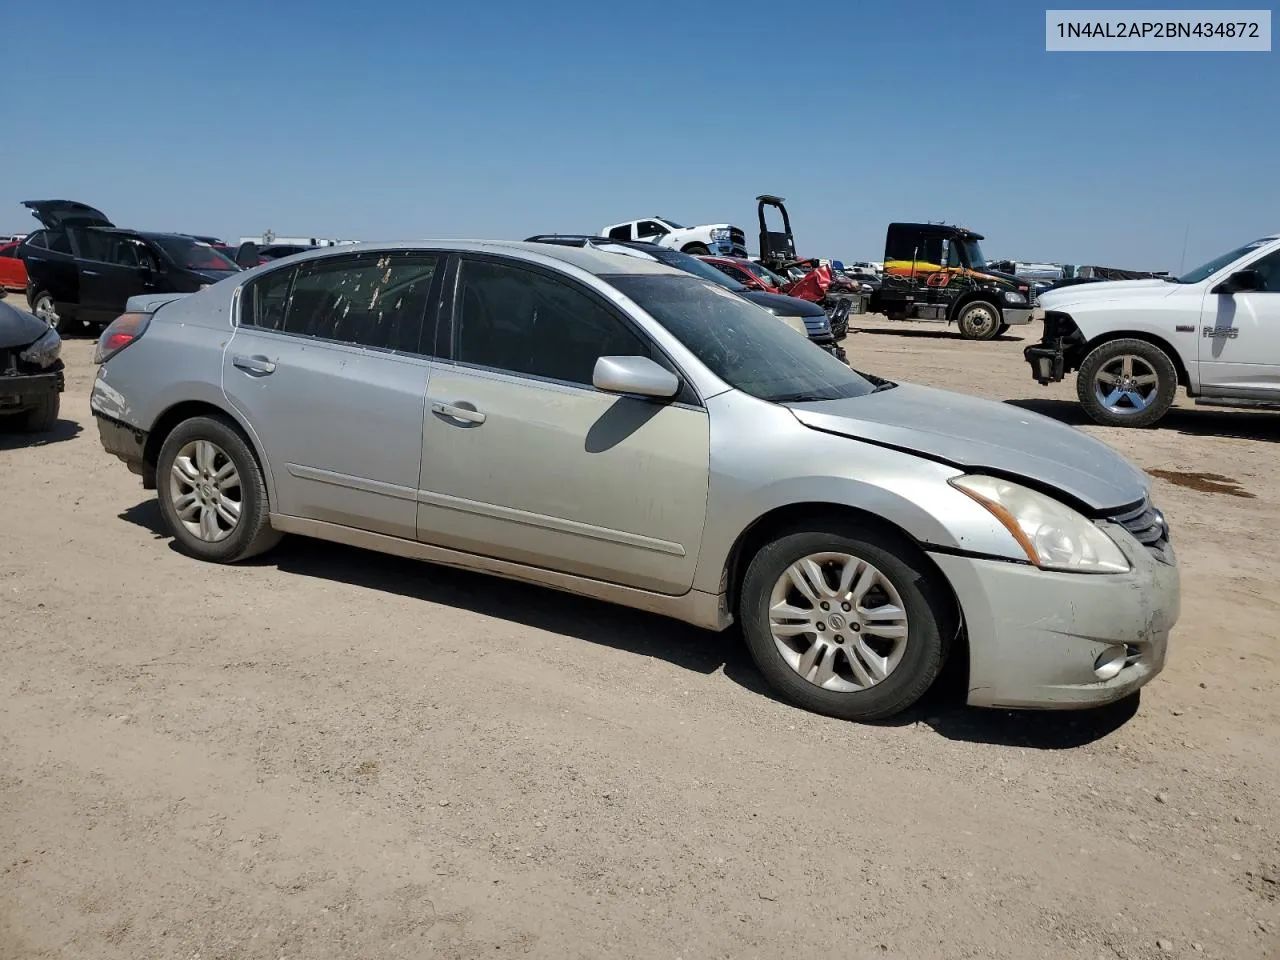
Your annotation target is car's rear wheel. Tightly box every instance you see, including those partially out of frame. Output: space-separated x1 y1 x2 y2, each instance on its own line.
19 392 59 433
956 301 1002 340
681 242 710 255
156 415 281 563
739 526 952 721
1076 339 1178 428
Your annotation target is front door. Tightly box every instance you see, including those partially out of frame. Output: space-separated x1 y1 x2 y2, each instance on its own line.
221 250 443 540
1198 247 1280 396
416 256 710 595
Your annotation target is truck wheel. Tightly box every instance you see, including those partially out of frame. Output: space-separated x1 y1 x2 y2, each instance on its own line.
1077 339 1178 428
681 243 710 255
956 301 1002 340
739 525 952 722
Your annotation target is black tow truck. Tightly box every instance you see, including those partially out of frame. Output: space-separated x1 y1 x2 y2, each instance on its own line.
872 222 1037 340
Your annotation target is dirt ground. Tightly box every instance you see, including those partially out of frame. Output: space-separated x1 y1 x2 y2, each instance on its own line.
2 296 1278 960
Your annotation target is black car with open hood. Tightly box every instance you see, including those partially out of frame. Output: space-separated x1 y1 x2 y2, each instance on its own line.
14 199 241 334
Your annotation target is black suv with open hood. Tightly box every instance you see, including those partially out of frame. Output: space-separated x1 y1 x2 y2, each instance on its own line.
15 200 241 333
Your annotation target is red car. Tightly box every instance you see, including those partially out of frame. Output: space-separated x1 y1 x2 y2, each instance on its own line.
697 255 790 293
0 241 28 291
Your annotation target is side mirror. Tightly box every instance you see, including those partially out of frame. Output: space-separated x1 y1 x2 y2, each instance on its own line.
592 355 680 399
1214 268 1263 294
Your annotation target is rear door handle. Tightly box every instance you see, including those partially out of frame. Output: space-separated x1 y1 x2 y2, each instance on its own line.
429 400 486 425
232 353 277 375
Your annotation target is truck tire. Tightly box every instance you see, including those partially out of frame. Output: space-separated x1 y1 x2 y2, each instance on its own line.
1076 339 1178 428
955 301 1002 340
681 242 710 255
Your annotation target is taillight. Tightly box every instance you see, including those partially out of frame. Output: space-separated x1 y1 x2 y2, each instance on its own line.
94 312 151 364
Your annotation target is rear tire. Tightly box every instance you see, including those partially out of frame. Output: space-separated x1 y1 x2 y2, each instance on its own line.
956 301 1002 340
1076 338 1178 428
681 242 710 255
19 392 59 432
156 415 282 563
31 291 63 332
739 525 952 722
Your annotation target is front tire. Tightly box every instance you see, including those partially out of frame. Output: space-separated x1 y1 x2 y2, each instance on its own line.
681 242 710 255
739 526 952 721
955 301 1002 340
156 415 281 563
1076 339 1178 428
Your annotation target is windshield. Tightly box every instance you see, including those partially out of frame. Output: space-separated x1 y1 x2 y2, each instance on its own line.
954 237 986 270
1177 238 1274 284
153 236 240 271
609 275 877 403
645 247 749 292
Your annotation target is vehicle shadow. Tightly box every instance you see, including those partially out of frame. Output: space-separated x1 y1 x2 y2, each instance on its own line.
0 418 82 449
115 499 1140 748
848 325 1027 342
1006 397 1280 444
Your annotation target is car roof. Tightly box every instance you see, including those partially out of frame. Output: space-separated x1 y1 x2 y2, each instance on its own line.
279 239 687 278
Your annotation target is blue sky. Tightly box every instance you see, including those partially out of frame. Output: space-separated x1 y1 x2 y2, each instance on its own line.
3 1 1276 270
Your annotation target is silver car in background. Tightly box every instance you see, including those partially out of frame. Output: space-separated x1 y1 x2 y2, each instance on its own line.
89 241 1180 721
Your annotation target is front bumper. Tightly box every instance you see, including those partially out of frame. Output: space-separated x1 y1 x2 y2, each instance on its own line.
711 240 750 258
1024 340 1065 384
929 530 1179 710
1001 306 1034 326
0 367 64 414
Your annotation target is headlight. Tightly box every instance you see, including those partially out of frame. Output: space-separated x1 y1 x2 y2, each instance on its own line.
950 475 1130 573
710 228 731 241
1003 291 1027 305
19 327 61 369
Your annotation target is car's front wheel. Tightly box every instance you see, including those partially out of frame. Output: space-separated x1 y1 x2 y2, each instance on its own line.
739 526 952 721
156 415 282 563
681 242 710 255
1076 338 1178 427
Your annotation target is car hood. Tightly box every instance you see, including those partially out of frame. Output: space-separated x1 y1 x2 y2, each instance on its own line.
787 382 1149 512
0 299 50 348
741 290 827 317
1039 278 1176 310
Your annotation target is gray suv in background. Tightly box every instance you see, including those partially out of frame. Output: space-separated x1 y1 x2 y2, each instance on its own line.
89 240 1179 722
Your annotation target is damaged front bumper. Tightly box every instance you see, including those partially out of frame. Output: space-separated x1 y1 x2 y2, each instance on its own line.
929 530 1179 710
0 366 64 415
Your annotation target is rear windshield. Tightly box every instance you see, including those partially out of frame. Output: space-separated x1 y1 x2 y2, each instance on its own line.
153 236 240 271
608 275 876 403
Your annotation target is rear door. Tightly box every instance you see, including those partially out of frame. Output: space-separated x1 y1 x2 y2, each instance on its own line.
221 250 444 540
1198 246 1280 395
415 255 710 595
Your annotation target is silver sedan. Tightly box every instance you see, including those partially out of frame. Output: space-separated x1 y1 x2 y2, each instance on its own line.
89 240 1180 721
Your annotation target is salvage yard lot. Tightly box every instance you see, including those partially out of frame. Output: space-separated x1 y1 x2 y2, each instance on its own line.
3 298 1278 960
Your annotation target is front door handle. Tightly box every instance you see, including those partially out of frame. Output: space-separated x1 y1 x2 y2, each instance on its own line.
232 353 277 375
429 400 486 425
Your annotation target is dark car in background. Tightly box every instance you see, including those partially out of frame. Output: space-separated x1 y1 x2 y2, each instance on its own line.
16 200 241 333
525 235 846 361
0 299 63 432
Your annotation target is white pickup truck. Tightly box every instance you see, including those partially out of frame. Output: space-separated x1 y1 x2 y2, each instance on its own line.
601 217 748 258
1024 233 1280 427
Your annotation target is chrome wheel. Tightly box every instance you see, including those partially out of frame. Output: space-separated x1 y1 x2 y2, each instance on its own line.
1094 355 1160 415
33 295 60 330
768 552 910 692
168 439 242 543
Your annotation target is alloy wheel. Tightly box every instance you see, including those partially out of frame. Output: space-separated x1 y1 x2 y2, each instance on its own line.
1093 354 1161 415
767 552 910 693
33 295 60 330
168 439 242 542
